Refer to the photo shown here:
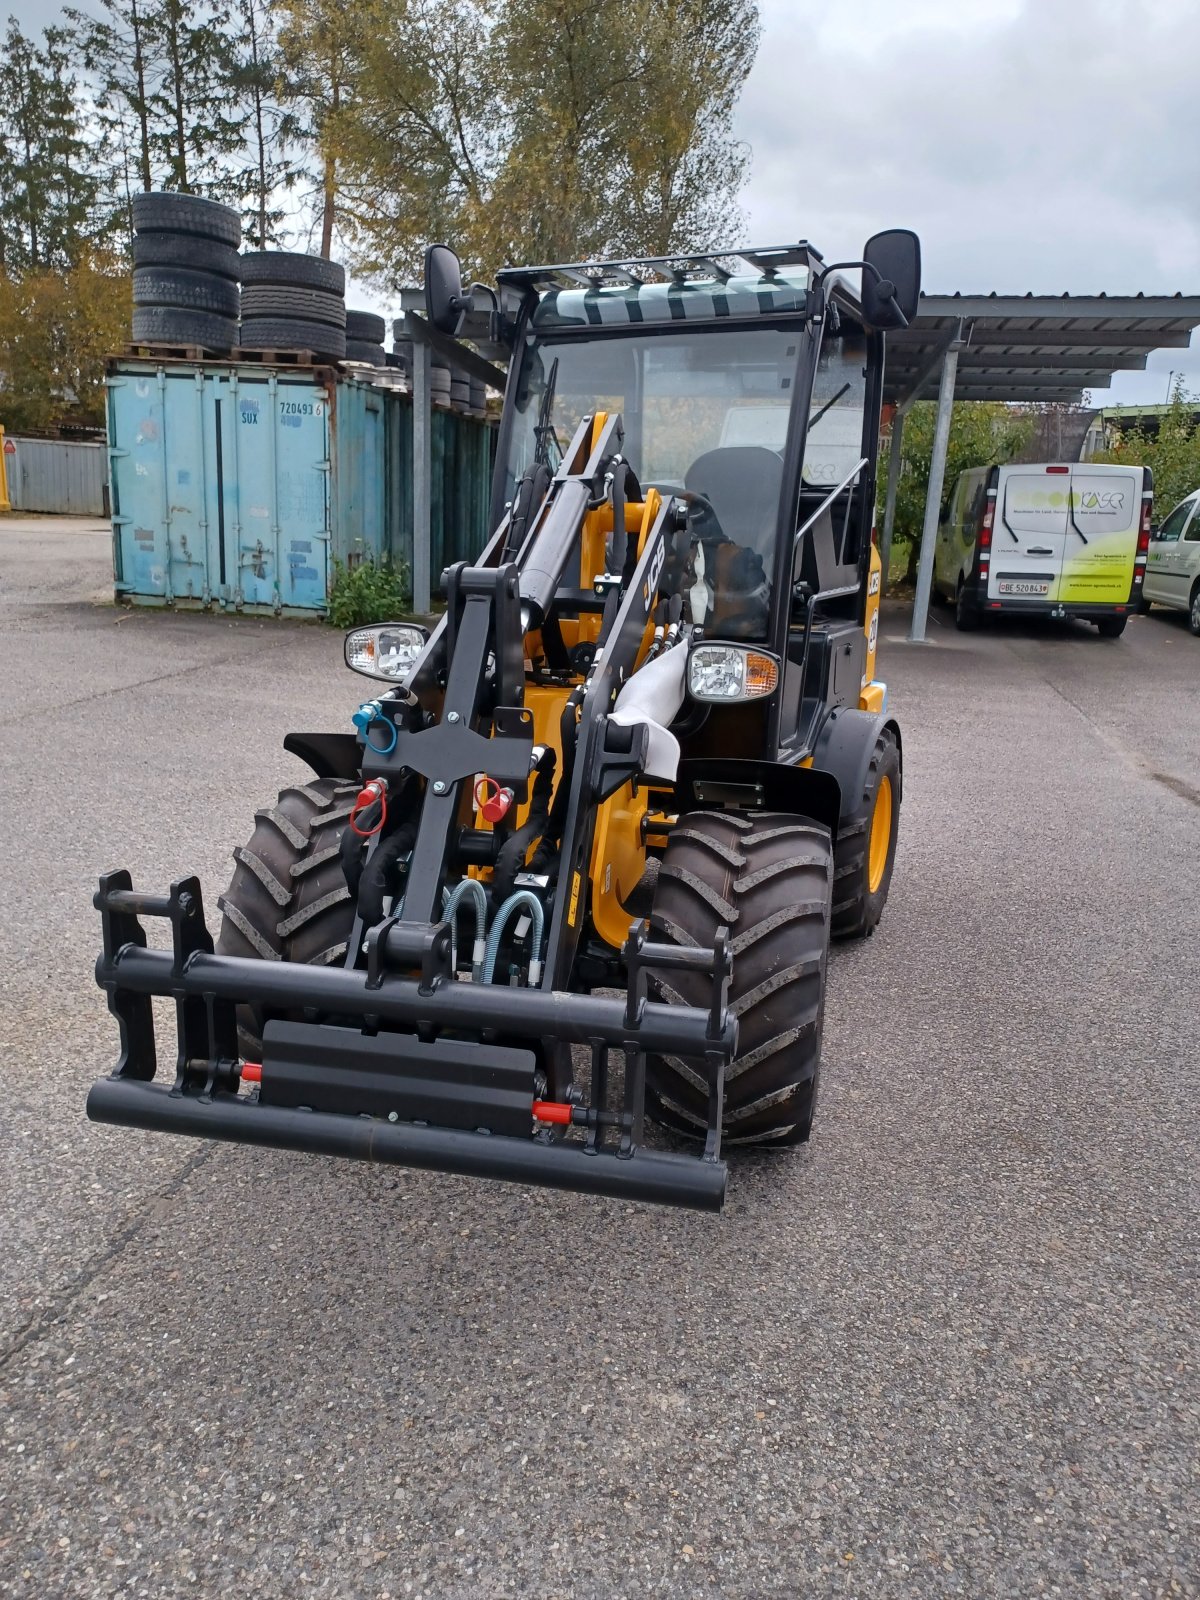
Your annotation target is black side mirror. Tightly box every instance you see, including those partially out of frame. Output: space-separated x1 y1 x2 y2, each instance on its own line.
861 229 921 330
424 243 469 336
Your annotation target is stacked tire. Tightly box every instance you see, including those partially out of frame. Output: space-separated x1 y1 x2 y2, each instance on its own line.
345 310 386 366
131 192 241 352
240 253 347 359
391 324 412 374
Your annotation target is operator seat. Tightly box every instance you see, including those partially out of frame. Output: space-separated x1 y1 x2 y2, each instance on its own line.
682 446 783 639
684 446 784 560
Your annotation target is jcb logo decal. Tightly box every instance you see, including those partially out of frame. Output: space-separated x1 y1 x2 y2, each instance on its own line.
868 570 881 596
643 539 664 611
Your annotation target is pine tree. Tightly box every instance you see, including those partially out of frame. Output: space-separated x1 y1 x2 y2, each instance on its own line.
145 0 246 197
70 0 249 221
0 18 106 271
231 0 303 246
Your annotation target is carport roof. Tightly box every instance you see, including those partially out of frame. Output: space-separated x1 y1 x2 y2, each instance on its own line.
885 292 1200 408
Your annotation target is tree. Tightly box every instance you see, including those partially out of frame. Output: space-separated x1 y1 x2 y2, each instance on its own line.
0 251 131 432
145 0 246 197
70 0 248 222
879 403 1034 586
309 0 760 285
231 0 303 246
0 18 105 271
69 0 160 211
1092 381 1200 519
276 0 355 257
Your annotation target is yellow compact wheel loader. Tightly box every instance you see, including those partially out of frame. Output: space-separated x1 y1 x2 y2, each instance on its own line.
89 229 920 1210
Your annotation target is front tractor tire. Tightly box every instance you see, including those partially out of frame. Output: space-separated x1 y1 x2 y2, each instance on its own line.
216 777 360 1056
831 726 901 941
645 810 833 1146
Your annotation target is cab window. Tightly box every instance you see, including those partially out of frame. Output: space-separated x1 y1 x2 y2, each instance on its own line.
506 325 803 641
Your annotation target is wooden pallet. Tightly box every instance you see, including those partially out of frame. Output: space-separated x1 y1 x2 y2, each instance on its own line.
124 342 230 362
231 346 323 366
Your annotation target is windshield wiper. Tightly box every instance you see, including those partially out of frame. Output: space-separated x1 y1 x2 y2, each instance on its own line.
534 357 563 470
807 382 851 431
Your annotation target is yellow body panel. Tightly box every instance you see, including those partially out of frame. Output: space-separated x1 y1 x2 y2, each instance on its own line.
588 780 651 948
858 681 885 714
857 543 884 712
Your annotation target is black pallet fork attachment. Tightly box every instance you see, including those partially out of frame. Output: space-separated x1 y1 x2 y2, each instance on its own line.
88 872 736 1211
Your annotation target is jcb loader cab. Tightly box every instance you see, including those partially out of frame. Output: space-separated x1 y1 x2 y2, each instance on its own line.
89 229 920 1211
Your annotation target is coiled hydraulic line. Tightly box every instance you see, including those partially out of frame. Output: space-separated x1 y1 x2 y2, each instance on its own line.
483 891 546 987
441 878 488 978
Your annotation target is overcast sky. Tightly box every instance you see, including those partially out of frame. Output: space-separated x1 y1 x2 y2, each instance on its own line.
734 0 1200 402
11 0 1200 403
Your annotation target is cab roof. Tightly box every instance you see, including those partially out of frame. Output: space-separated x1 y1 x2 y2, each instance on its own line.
496 244 861 332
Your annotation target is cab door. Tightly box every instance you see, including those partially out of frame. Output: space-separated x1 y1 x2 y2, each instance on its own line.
989 466 1069 602
1144 494 1199 606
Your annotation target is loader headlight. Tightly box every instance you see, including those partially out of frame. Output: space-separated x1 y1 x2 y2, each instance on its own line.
687 643 780 702
344 623 429 680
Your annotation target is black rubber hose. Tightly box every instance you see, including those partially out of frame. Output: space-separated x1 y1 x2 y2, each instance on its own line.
357 821 418 928
492 750 557 904
340 822 368 899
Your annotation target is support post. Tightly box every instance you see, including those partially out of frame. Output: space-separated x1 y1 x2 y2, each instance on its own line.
409 320 432 614
908 343 960 643
879 409 904 592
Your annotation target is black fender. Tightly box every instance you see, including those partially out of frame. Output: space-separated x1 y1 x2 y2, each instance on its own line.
675 757 842 839
284 731 362 781
810 708 902 825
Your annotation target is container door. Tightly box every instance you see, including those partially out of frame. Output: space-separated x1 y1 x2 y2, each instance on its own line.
206 372 330 611
109 367 212 603
1058 467 1141 607
272 378 330 610
988 467 1069 603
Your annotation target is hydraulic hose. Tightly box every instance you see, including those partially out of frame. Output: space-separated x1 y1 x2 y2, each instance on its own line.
441 878 488 978
491 749 557 904
482 891 546 987
356 821 417 928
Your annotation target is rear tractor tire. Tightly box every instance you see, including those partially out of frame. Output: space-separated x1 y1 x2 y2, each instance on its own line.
645 810 832 1146
216 777 360 1056
831 726 901 941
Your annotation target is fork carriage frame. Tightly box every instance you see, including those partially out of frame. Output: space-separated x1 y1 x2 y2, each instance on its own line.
89 866 736 1210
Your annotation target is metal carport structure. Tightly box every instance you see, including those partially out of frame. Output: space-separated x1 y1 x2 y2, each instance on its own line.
880 292 1200 639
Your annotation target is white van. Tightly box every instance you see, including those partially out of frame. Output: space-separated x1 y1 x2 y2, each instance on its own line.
1142 488 1200 634
933 462 1152 636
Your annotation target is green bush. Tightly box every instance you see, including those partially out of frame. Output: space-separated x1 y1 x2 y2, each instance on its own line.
327 557 411 628
1091 381 1200 518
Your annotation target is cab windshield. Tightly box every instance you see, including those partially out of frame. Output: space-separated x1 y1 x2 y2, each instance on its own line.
503 324 803 640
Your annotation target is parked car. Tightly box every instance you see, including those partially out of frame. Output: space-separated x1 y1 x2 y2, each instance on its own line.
933 461 1152 636
1142 488 1200 634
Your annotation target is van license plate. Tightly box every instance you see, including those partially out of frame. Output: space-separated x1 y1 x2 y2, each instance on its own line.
998 580 1050 596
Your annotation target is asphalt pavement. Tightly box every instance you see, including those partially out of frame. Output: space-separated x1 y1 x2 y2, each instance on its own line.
1 515 1197 1598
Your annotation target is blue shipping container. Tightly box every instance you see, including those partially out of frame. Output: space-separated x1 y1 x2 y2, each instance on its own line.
107 359 390 615
107 358 497 615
